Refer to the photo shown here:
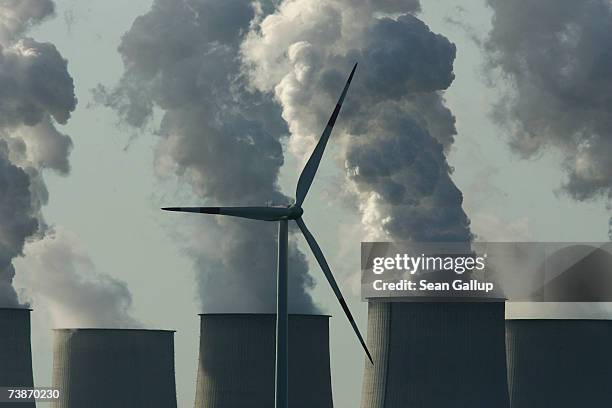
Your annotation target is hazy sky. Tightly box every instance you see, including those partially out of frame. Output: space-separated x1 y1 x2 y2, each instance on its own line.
7 0 612 407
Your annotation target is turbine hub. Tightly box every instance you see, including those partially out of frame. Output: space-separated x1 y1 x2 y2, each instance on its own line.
287 205 304 219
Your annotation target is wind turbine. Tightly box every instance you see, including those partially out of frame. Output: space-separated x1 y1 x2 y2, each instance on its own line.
162 63 371 408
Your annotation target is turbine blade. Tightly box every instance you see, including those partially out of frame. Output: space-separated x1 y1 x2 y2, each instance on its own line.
295 217 373 364
162 207 219 214
295 63 357 206
161 206 290 221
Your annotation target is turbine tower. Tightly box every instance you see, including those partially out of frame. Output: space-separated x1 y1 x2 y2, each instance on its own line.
163 63 370 408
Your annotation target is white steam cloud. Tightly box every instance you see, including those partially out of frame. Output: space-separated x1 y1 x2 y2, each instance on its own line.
14 228 140 327
242 0 472 243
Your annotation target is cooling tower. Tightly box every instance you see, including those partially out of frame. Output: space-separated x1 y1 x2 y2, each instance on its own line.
0 308 35 408
506 319 612 408
51 328 177 408
361 301 510 408
194 313 333 408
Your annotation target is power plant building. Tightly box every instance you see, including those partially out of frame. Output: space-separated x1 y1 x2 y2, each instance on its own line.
361 301 510 408
506 319 612 408
194 313 333 408
0 308 35 408
51 328 177 408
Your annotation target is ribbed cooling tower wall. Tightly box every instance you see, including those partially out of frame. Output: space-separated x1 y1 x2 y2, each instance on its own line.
194 313 333 408
506 319 612 408
51 329 177 408
361 301 510 408
0 308 35 408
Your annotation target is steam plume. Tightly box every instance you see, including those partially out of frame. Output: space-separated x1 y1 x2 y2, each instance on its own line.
98 0 317 313
485 0 612 238
15 227 140 327
0 0 138 327
242 0 472 243
0 0 54 44
0 0 75 306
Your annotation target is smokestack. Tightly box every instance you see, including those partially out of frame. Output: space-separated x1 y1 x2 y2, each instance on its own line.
0 308 35 408
361 301 510 407
194 313 333 408
506 319 612 407
51 329 177 408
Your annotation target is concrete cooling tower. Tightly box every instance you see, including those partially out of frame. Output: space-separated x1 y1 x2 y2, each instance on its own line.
0 308 35 408
361 301 510 408
506 319 612 408
194 313 333 408
51 328 177 408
